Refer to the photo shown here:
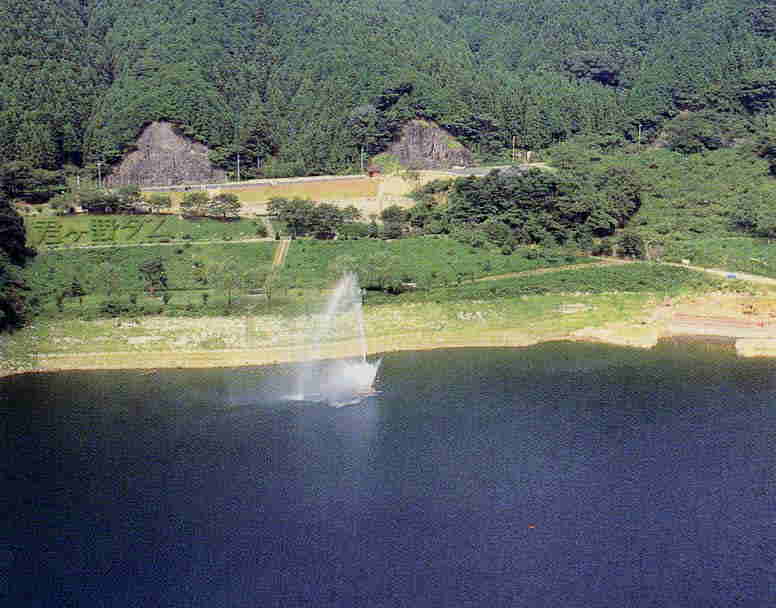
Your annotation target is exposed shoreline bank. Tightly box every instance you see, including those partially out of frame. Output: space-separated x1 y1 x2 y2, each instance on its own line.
6 324 776 379
5 292 776 378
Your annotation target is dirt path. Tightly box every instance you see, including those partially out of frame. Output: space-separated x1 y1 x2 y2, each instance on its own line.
272 238 291 268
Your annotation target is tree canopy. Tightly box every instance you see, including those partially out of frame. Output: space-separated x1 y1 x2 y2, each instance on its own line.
409 167 642 247
1 0 774 187
0 193 35 331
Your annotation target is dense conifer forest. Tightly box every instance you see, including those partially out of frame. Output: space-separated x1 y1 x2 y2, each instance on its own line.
1 0 775 187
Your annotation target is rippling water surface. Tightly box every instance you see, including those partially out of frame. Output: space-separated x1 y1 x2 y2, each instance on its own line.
2 341 775 606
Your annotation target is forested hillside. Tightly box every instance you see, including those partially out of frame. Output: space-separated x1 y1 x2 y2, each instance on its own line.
1 0 775 191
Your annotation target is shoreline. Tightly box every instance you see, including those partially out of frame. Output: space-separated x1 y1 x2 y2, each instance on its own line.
6 292 776 378
6 325 776 379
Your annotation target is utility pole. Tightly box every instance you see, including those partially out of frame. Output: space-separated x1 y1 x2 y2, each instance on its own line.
360 146 365 173
637 123 642 149
234 114 241 182
96 161 103 189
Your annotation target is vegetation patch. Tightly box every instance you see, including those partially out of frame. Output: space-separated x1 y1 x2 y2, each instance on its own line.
370 153 403 174
407 166 642 249
24 242 276 318
280 236 595 289
25 215 267 248
549 145 774 244
367 263 727 305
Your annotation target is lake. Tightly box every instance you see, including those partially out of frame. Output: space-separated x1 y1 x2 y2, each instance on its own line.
2 341 775 606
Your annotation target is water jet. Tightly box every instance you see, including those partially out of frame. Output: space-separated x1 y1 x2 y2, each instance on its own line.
293 272 380 406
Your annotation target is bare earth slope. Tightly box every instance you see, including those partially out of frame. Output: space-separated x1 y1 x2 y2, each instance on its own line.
106 121 227 188
387 120 473 169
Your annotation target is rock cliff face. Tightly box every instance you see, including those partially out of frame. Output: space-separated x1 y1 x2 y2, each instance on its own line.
387 120 473 169
105 121 226 188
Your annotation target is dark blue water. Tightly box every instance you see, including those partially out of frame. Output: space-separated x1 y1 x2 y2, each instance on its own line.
2 341 775 607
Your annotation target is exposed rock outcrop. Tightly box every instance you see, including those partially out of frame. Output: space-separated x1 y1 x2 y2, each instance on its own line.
387 120 473 169
105 121 226 188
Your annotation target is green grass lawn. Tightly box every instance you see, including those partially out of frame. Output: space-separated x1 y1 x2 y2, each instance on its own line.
279 236 596 288
24 214 268 248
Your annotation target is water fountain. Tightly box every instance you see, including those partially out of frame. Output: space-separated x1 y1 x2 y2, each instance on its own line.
292 272 381 406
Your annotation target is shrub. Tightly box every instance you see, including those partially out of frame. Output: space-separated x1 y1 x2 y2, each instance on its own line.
617 231 646 259
482 220 511 246
451 227 488 248
381 221 404 240
338 222 371 239
592 240 614 256
146 193 172 213
180 191 210 217
254 221 269 238
100 298 130 316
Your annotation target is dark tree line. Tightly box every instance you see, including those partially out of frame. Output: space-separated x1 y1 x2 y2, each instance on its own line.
0 193 35 331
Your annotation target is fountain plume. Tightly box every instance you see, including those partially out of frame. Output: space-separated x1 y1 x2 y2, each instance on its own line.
292 273 380 406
